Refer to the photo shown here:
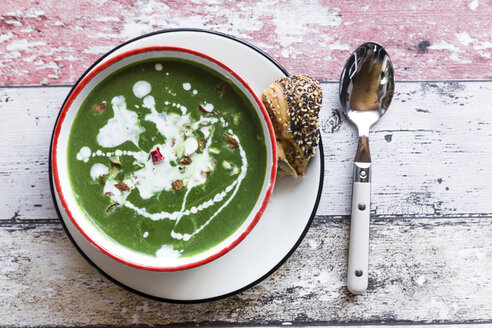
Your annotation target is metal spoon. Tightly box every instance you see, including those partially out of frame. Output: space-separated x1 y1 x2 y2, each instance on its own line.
339 42 394 294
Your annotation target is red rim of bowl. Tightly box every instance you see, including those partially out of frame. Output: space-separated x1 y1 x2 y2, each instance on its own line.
52 46 277 271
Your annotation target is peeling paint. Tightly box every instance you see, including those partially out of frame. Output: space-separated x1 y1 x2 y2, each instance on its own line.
0 0 491 84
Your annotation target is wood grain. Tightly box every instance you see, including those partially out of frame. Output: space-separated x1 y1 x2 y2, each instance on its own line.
0 217 491 326
1 0 492 85
1 81 491 221
1 81 491 326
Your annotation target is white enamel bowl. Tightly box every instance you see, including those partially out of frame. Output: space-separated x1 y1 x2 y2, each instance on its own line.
51 46 277 271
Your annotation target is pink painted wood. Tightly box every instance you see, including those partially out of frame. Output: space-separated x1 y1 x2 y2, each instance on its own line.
1 0 491 85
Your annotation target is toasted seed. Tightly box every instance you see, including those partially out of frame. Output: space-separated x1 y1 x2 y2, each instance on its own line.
180 156 192 165
93 103 106 113
106 203 120 212
114 182 130 192
224 134 238 149
198 139 205 149
109 156 121 168
217 82 230 96
171 180 184 191
198 104 208 113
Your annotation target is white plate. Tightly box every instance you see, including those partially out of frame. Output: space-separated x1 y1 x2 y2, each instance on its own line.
50 29 324 302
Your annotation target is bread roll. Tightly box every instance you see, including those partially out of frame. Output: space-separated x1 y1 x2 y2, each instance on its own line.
261 75 322 177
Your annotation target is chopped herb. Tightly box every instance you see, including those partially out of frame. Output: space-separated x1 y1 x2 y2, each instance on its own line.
222 160 232 170
232 113 241 125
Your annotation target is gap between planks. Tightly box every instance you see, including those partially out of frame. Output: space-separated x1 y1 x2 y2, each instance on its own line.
2 215 492 226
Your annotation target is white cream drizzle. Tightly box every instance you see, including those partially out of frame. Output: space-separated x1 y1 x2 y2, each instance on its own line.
103 178 123 201
76 146 91 162
97 96 145 148
142 95 155 109
133 80 151 98
125 138 248 244
184 137 198 156
220 117 228 127
170 143 248 241
90 163 108 180
203 103 214 112
200 126 211 138
77 80 250 256
155 244 182 259
134 94 218 199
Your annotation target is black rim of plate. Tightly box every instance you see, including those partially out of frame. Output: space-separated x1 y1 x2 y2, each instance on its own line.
48 28 325 304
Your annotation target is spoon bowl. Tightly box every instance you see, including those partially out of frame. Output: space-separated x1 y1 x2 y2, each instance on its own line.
340 42 394 136
339 42 394 294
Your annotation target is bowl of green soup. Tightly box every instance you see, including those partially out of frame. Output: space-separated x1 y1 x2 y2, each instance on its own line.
52 46 277 271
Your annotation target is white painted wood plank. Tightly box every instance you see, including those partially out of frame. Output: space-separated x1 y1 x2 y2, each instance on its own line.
1 82 492 220
0 218 490 325
0 87 66 220
320 81 492 217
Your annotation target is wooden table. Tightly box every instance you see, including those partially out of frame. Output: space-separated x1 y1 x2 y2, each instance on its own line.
1 1 491 326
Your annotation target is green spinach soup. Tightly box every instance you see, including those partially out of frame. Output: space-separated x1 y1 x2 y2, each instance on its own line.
67 58 267 259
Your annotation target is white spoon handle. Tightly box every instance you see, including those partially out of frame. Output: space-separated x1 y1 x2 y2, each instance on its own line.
347 181 371 294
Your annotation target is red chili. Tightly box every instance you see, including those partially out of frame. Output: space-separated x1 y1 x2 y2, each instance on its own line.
151 147 164 164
